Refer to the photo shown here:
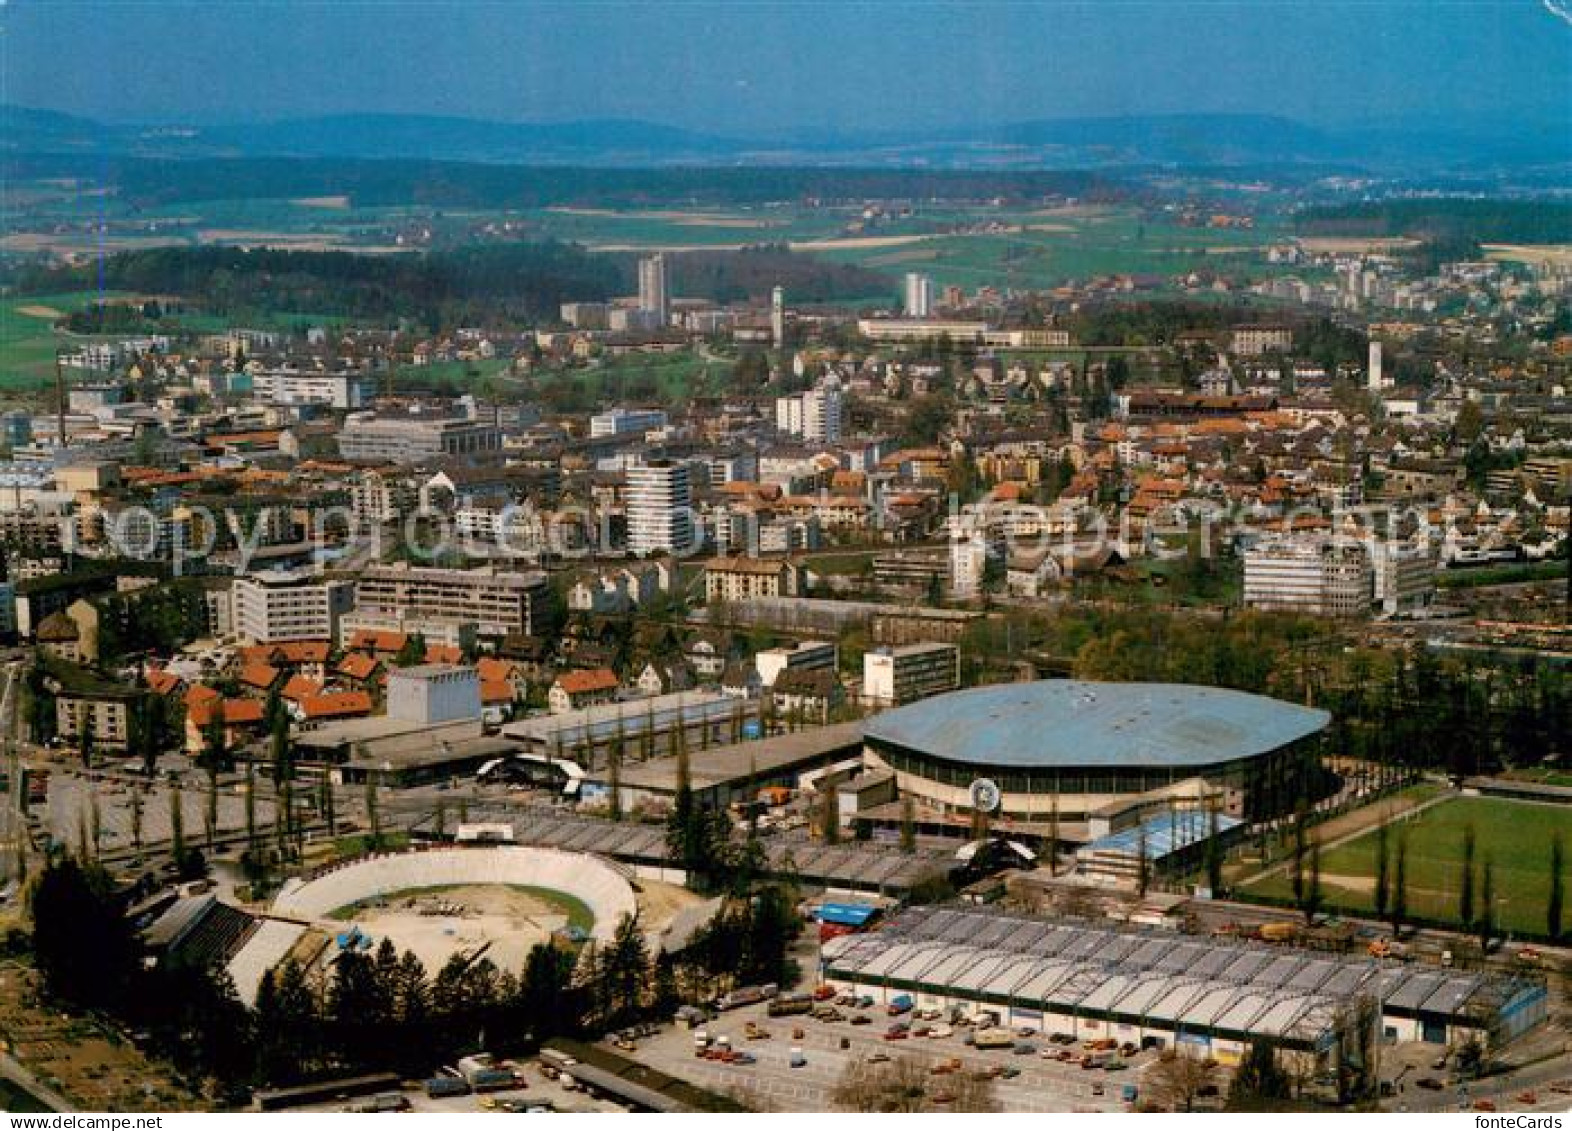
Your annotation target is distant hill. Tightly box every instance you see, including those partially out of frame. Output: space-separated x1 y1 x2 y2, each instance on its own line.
1 104 1565 173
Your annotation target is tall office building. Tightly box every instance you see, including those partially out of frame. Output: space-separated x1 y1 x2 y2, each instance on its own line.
903 272 934 319
771 286 786 347
627 459 694 556
1367 340 1387 391
638 254 670 324
775 376 844 443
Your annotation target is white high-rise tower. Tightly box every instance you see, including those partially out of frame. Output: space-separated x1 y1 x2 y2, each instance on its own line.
1367 340 1385 391
627 458 693 556
638 254 670 324
771 286 785 347
903 272 934 318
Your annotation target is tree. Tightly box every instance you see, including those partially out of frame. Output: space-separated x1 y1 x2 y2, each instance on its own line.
1204 802 1223 896
1288 802 1308 911
1146 1048 1219 1112
819 783 840 845
832 1054 998 1113
320 776 337 837
394 632 426 668
201 708 228 773
519 942 578 1045
365 776 382 850
76 704 95 768
1459 824 1476 929
28 855 139 1008
601 913 651 1028
1477 854 1495 952
607 726 624 822
1227 1038 1292 1109
1549 833 1564 942
169 781 188 873
899 793 916 854
1373 821 1390 922
1136 825 1151 896
1304 841 1323 925
1390 831 1408 936
129 785 144 852
268 697 292 787
204 764 219 851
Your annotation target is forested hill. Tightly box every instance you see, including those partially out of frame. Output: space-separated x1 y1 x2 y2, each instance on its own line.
15 243 891 323
0 152 1119 209
1295 199 1572 245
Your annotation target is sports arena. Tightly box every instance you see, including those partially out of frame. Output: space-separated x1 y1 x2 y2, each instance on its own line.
861 681 1330 824
226 846 644 1004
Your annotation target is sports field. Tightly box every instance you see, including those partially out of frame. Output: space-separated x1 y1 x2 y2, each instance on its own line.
1247 796 1567 938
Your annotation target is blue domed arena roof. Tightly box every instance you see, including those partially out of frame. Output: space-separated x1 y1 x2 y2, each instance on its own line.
863 681 1329 770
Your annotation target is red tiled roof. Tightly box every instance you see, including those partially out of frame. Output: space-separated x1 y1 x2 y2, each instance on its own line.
348 629 407 655
145 668 183 696
189 698 266 727
475 657 519 684
280 675 325 702
554 667 619 695
424 643 463 665
239 662 281 690
272 641 331 665
481 679 514 705
336 653 381 681
298 691 373 720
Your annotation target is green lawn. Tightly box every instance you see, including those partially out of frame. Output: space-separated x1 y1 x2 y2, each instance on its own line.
1248 796 1568 938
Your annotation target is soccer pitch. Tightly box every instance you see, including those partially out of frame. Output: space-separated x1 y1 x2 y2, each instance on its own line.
1249 796 1567 939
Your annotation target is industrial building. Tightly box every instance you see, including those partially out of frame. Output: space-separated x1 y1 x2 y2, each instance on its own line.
336 412 502 464
862 681 1330 825
821 906 1547 1059
500 689 744 769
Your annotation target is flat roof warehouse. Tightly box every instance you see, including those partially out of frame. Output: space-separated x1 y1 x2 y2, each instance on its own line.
822 906 1546 1054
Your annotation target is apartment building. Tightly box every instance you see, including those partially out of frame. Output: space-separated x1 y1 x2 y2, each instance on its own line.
704 556 806 603
775 377 844 442
55 686 139 751
626 459 694 556
354 562 549 639
755 639 837 688
1243 537 1373 617
252 370 375 409
232 570 355 644
862 642 960 708
337 413 503 464
590 407 668 438
1230 325 1294 356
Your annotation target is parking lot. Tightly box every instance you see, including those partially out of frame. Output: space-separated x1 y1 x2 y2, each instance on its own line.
616 998 1151 1113
293 1060 626 1115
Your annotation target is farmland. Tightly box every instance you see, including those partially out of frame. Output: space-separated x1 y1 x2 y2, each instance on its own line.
1244 796 1568 938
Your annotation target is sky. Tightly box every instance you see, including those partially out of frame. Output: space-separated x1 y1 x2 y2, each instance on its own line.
2 0 1569 135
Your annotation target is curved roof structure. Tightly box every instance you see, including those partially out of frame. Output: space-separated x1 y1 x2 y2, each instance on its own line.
863 680 1328 770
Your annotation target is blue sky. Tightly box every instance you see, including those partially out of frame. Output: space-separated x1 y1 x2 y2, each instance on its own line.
3 1 1568 133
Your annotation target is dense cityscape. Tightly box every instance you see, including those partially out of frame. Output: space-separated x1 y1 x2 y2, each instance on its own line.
0 0 1568 1118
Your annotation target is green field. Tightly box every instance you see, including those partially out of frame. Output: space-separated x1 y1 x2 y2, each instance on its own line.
0 290 130 391
1247 796 1568 938
522 202 1297 292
